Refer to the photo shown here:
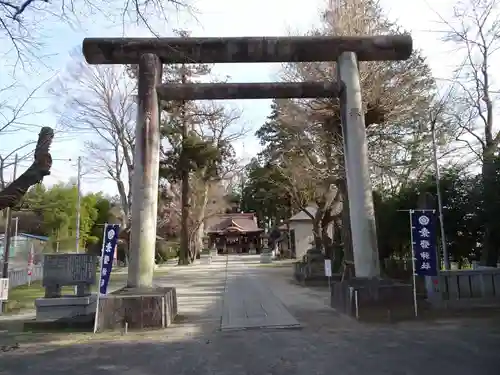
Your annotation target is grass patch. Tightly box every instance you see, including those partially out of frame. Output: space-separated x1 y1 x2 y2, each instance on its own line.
4 283 75 313
4 272 129 315
3 267 172 315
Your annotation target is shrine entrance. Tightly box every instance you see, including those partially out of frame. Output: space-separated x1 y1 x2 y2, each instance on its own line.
82 34 413 285
206 213 264 254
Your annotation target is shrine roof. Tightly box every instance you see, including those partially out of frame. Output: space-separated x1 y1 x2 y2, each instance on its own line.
206 213 263 234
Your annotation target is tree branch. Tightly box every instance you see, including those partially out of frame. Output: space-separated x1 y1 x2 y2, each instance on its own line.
0 126 53 210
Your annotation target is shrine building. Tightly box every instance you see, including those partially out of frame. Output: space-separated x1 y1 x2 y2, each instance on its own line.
205 212 264 254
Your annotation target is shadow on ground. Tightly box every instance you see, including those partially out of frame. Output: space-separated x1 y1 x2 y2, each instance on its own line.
1 320 500 375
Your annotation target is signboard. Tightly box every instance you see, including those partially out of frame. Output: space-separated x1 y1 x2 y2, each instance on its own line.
99 224 120 295
43 254 96 286
410 210 438 277
324 259 332 277
0 278 8 301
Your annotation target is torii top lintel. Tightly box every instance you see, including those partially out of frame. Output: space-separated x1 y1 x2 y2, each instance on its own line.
82 35 413 65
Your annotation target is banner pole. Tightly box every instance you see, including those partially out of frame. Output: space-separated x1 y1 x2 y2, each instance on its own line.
410 210 418 318
94 222 108 334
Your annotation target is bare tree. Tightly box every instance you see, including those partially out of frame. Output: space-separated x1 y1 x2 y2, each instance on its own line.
256 0 450 272
0 78 49 189
158 178 230 253
439 0 500 266
52 55 136 229
280 0 444 187
188 103 245 259
1 0 194 65
160 99 246 262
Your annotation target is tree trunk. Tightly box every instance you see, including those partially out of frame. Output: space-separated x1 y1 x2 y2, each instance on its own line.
116 179 130 220
188 233 197 262
121 222 130 266
312 220 323 253
0 127 54 210
321 224 333 258
338 179 355 278
194 184 209 259
331 217 344 272
179 72 191 265
338 180 353 262
481 152 500 267
179 164 191 265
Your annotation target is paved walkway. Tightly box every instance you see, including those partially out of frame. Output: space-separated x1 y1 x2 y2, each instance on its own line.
220 255 300 331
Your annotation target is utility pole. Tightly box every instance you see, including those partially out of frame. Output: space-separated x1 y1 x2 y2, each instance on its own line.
2 153 18 279
75 156 82 253
13 217 19 251
431 123 450 270
1 154 18 313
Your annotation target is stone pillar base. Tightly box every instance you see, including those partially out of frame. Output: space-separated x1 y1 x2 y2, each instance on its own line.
330 278 414 322
35 294 97 322
95 286 177 332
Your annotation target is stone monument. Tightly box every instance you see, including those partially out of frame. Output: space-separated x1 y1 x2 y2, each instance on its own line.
260 236 272 264
249 243 257 255
35 253 97 321
210 243 218 258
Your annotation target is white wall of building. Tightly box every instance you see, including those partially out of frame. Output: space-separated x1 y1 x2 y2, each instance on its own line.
288 206 334 260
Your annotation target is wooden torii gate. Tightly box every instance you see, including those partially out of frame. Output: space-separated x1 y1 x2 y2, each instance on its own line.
82 35 413 289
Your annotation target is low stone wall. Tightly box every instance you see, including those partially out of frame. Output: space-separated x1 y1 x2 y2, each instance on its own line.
95 286 177 332
331 278 414 322
293 261 340 286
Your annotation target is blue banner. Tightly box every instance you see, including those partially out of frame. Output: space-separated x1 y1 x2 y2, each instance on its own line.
411 210 438 276
99 224 120 294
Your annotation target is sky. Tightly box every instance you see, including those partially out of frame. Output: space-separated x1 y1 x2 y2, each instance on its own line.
0 0 462 197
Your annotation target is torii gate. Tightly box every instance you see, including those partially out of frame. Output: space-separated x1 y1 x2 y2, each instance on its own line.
82 35 413 289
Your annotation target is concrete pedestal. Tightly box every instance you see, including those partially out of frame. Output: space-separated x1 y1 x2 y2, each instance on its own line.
96 286 177 332
35 294 97 322
330 278 413 322
166 258 178 266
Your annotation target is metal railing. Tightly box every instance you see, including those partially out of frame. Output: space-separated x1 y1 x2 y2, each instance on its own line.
7 265 43 288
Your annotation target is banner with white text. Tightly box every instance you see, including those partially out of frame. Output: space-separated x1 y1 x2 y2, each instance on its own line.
410 210 438 277
99 224 120 295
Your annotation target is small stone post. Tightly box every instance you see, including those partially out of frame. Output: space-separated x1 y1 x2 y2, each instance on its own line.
127 53 162 289
337 52 380 278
